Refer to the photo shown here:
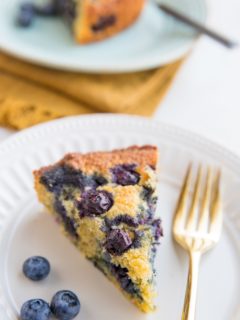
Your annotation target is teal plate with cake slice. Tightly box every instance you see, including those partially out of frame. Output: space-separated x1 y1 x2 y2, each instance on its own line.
0 0 206 72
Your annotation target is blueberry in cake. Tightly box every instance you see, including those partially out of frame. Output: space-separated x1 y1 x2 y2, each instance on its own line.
34 146 163 313
17 0 146 43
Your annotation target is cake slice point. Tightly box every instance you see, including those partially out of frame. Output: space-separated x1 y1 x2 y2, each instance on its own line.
34 146 162 313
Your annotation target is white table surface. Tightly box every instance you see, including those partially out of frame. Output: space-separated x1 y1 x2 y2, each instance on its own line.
1 0 240 155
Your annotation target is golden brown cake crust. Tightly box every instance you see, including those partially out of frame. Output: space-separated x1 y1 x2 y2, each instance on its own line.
34 145 158 178
75 0 146 43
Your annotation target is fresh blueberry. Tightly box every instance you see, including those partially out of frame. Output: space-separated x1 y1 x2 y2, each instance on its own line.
17 3 35 27
56 0 76 24
50 290 80 320
105 229 132 255
111 164 140 186
20 3 35 12
20 299 51 320
78 189 113 217
34 1 58 16
23 256 50 281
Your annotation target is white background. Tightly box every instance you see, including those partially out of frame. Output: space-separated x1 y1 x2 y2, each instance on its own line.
1 0 240 154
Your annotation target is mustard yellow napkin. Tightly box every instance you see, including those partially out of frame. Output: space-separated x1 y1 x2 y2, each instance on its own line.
0 52 183 129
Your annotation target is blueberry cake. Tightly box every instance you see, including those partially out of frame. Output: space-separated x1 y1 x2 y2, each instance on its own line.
18 0 146 43
65 0 146 43
34 146 163 312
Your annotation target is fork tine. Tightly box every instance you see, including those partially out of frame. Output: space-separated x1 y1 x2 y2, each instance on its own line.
173 164 192 229
186 165 202 231
198 167 212 231
209 170 222 238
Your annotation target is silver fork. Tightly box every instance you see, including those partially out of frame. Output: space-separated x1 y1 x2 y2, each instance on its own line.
173 165 223 320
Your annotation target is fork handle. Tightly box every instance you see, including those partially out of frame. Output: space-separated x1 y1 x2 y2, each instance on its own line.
182 251 201 320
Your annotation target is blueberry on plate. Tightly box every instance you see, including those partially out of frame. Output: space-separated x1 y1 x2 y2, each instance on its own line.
23 256 50 281
34 1 58 16
20 299 51 320
16 3 35 27
50 290 81 320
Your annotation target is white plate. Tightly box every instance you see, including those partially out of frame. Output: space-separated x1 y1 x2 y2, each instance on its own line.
0 114 239 320
0 0 206 72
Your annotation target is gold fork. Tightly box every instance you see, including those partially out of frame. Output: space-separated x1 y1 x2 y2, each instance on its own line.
173 165 222 320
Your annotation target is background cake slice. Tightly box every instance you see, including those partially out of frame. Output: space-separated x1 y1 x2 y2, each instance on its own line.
34 146 163 313
56 0 146 43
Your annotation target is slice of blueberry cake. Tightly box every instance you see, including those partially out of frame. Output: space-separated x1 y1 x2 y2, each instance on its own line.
55 0 146 43
17 0 145 43
34 146 163 313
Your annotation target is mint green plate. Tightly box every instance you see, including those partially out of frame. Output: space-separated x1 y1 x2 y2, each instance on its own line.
0 0 206 72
